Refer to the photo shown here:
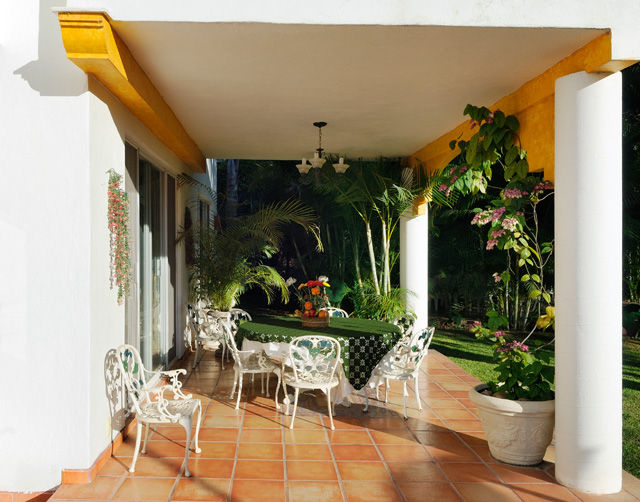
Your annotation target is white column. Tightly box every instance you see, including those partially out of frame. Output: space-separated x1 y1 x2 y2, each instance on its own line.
555 71 622 494
400 207 429 330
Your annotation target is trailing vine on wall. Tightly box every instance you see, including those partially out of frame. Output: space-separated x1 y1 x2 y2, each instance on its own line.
107 169 132 304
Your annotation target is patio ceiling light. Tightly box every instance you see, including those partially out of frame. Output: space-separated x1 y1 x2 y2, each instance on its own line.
297 122 349 174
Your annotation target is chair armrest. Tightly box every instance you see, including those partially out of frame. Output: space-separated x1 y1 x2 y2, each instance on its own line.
151 369 191 400
142 385 182 422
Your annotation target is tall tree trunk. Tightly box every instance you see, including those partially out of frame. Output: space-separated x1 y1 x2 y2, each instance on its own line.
225 159 239 223
325 224 333 272
365 221 380 294
292 238 308 278
381 221 391 294
353 238 363 288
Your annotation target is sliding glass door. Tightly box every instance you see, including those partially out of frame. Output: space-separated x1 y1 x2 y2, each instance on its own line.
139 159 165 369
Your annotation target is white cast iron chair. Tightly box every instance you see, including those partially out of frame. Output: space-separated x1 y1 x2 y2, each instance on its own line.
116 344 202 476
222 321 282 410
319 307 349 318
283 335 341 430
364 327 435 419
188 305 227 370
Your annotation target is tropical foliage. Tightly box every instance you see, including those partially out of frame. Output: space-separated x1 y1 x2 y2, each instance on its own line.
437 105 555 332
185 199 320 311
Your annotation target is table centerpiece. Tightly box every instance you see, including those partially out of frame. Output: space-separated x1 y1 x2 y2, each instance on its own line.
297 278 331 327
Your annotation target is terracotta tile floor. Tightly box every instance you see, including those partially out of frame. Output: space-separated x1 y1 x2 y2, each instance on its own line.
49 349 640 502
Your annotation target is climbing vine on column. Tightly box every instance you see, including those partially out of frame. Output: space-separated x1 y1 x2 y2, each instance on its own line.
107 169 132 304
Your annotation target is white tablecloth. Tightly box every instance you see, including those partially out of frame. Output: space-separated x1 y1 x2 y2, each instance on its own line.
241 339 355 406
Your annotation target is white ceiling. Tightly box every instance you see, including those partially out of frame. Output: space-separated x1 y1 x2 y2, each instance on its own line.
112 22 603 161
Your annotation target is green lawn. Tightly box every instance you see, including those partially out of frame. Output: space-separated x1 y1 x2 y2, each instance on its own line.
431 331 640 478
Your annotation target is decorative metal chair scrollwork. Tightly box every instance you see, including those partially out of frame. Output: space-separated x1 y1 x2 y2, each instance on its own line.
115 344 202 476
364 327 435 419
230 308 252 326
283 335 341 430
222 321 282 410
391 313 417 339
319 307 349 318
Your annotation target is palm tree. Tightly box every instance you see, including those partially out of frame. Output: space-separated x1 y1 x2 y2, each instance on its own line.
186 199 321 311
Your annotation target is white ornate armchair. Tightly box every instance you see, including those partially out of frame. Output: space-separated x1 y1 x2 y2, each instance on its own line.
283 335 341 430
319 307 349 318
364 327 435 419
187 304 227 370
222 321 282 410
116 344 202 477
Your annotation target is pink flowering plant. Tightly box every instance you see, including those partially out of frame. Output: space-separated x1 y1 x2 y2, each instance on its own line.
471 322 554 401
107 170 132 304
442 104 555 332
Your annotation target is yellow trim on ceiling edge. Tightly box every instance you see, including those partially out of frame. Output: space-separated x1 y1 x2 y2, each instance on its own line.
408 32 637 183
58 12 206 173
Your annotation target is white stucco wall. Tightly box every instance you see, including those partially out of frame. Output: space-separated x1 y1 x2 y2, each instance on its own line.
0 1 205 491
87 90 126 466
0 0 92 491
62 0 640 60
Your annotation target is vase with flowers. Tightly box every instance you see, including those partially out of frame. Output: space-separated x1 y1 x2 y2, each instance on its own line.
297 278 331 327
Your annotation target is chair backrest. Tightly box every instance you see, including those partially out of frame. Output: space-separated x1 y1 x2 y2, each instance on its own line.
320 307 349 318
230 308 252 322
289 335 340 386
115 344 149 415
391 314 417 335
399 327 435 370
220 320 243 366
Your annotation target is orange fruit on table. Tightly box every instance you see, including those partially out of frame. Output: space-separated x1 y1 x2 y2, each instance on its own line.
318 310 328 318
304 301 313 310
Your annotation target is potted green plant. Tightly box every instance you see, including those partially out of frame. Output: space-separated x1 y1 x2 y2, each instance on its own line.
468 321 555 466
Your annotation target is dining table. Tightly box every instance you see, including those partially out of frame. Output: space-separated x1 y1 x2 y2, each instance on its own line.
235 315 402 398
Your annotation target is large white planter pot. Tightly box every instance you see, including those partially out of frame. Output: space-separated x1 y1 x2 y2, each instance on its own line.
469 384 555 466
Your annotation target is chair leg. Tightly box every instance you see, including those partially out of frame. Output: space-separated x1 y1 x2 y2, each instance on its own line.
261 373 265 395
129 422 143 473
363 387 369 413
376 384 380 401
220 342 225 370
326 389 335 430
181 417 193 477
414 376 422 411
402 381 408 420
193 401 202 454
230 369 238 399
289 388 300 429
141 423 150 453
236 373 243 410
274 370 281 410
265 373 270 397
282 379 289 415
385 378 389 403
192 342 200 369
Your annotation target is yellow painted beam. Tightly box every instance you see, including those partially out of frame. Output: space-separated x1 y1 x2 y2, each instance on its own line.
58 12 206 173
409 32 637 183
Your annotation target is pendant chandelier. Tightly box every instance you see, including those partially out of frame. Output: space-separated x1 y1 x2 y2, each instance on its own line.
297 121 349 174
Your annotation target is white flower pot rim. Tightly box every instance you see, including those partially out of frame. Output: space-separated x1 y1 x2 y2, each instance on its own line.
470 384 555 414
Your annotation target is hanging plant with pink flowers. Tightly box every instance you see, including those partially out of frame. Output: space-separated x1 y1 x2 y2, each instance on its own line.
107 169 132 304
